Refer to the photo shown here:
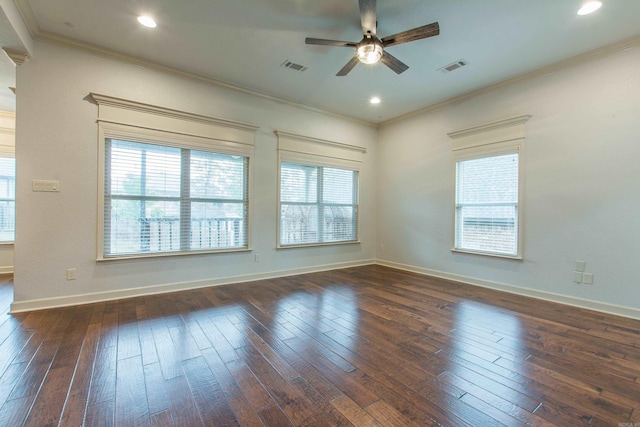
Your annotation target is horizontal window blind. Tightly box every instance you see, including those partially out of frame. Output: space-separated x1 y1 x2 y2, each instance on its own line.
280 162 358 246
104 139 248 256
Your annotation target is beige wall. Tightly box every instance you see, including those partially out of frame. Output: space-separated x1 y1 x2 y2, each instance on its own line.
377 43 640 317
13 41 377 310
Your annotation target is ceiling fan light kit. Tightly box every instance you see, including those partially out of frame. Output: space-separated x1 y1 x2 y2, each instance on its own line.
305 0 440 76
357 40 383 64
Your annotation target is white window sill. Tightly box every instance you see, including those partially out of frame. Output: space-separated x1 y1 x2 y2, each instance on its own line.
277 240 361 250
451 248 522 260
97 247 251 262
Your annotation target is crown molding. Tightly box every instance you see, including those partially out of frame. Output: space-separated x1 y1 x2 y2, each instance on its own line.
0 111 16 120
90 93 260 134
447 114 531 140
13 0 42 36
2 48 30 65
275 130 367 154
380 33 640 128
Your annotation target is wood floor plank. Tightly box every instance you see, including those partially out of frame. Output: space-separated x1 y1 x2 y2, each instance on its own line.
257 405 294 427
164 374 205 427
58 322 102 426
330 394 382 427
115 355 149 426
86 302 118 407
22 366 74 426
200 348 265 427
181 355 239 426
142 362 172 417
0 266 639 426
84 399 115 427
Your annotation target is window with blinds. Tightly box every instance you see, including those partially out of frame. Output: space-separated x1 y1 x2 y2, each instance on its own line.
449 115 528 259
104 139 249 257
455 152 519 256
0 157 15 243
279 162 358 246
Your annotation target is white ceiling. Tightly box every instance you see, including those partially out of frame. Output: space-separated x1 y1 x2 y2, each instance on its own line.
3 0 640 123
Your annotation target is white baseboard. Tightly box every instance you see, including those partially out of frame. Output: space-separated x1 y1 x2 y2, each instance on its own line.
10 258 640 321
9 259 376 313
376 259 640 321
0 266 13 275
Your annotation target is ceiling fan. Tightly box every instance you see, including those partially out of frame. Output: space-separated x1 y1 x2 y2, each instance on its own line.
305 0 440 76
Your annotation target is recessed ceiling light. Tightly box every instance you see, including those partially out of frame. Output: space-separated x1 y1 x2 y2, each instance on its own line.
370 96 381 104
577 1 602 15
137 15 157 28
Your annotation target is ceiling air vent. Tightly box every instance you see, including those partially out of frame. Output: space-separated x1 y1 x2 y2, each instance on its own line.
438 59 467 74
281 60 308 72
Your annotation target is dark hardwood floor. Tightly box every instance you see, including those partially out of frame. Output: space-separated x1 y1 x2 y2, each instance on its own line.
0 265 639 426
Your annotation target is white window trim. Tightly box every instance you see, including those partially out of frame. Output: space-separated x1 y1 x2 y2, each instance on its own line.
275 130 365 249
448 115 531 260
91 93 258 261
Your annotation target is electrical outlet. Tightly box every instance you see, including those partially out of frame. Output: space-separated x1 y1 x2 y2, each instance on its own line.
572 271 583 283
66 268 76 280
583 273 593 285
575 260 586 272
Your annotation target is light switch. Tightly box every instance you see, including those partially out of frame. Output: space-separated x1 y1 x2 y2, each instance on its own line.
33 180 60 192
572 271 583 283
575 260 585 272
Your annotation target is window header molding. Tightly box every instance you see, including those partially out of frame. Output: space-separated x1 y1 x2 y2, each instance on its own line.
90 93 259 146
275 130 366 170
448 115 531 151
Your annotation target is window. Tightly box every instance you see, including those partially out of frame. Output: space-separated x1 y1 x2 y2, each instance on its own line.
280 162 358 246
455 151 519 256
0 157 15 243
276 131 365 248
449 115 530 258
92 93 258 260
104 139 248 256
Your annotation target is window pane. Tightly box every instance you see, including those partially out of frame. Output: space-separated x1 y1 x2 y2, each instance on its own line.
0 157 15 199
456 205 517 254
323 206 355 242
280 163 317 203
455 152 519 256
323 168 356 204
0 157 15 242
109 140 181 197
280 204 318 245
109 199 180 254
0 201 15 242
456 154 518 204
191 151 246 200
279 162 358 246
191 202 247 249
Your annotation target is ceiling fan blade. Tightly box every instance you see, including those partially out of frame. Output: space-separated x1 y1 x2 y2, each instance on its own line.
380 51 409 74
336 56 360 76
381 22 439 47
305 38 358 47
359 0 377 35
